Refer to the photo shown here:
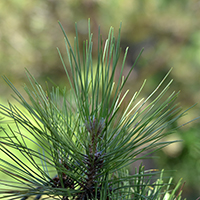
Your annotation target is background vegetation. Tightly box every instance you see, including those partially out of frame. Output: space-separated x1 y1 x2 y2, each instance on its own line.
0 0 200 199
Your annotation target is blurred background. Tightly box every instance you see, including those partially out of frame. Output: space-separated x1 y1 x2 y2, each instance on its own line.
0 0 200 199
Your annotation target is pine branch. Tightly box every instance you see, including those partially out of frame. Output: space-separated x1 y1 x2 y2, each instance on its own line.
0 19 195 199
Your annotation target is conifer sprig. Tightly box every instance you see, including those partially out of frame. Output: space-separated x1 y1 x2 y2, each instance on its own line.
0 20 194 199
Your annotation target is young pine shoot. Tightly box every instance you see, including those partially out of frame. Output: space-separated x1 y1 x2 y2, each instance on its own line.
0 20 194 199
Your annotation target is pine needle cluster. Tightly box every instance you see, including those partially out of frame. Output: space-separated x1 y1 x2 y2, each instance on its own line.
0 20 194 199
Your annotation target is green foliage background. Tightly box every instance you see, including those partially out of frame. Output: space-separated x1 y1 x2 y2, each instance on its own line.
0 0 200 199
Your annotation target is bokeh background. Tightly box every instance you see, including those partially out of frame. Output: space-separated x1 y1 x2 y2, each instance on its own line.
0 0 200 199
